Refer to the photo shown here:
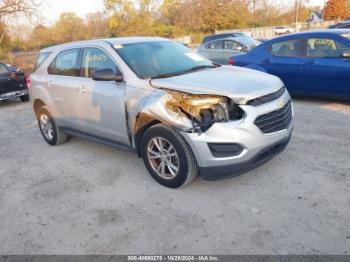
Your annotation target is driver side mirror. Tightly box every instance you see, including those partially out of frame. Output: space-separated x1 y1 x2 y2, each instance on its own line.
92 68 123 82
342 52 350 58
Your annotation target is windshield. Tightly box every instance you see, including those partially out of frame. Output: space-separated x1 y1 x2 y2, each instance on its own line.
114 41 213 78
237 37 256 47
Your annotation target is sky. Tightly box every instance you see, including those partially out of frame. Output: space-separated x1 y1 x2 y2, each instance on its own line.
44 0 105 22
43 0 326 23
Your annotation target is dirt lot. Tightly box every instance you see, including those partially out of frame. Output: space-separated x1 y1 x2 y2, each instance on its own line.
0 98 349 255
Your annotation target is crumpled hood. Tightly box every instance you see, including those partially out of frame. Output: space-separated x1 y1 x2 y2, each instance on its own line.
151 66 284 104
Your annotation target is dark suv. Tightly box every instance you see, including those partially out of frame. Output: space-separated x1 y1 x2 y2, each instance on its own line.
0 63 29 102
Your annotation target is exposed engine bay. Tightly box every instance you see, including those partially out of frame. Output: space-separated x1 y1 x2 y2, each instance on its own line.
162 89 245 132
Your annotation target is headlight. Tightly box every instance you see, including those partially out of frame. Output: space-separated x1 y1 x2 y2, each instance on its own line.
163 89 231 131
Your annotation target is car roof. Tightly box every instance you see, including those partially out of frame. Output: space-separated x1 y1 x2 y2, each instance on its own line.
271 29 350 40
249 29 350 54
40 37 170 52
202 36 249 45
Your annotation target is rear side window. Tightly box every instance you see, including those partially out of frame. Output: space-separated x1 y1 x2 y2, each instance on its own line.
307 38 350 58
34 52 51 71
48 49 80 76
0 64 8 74
206 40 224 49
81 48 119 78
269 39 303 57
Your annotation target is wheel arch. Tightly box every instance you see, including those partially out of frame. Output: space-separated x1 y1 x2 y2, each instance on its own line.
33 99 47 119
133 113 161 157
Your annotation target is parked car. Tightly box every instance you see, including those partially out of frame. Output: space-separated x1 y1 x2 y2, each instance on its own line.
273 26 295 36
202 33 244 44
229 30 350 100
329 22 350 29
202 32 260 45
0 63 30 102
30 37 293 188
198 37 257 64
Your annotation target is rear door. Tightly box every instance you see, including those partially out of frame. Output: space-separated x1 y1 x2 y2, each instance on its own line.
47 48 82 127
260 38 304 94
74 47 129 144
299 37 350 98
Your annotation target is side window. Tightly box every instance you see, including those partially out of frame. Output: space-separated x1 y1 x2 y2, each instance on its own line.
34 52 51 71
224 40 241 50
307 38 348 58
206 40 224 50
0 64 9 74
270 39 303 57
82 48 119 78
48 49 80 76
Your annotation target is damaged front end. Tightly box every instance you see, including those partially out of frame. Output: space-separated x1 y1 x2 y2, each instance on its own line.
130 86 245 142
162 89 245 133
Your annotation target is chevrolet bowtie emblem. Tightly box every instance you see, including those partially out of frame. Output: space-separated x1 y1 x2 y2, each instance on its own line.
278 100 285 108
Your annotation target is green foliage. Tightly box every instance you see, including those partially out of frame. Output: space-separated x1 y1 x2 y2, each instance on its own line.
0 0 325 54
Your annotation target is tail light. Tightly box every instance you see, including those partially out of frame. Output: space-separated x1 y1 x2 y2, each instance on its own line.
228 57 234 65
25 77 31 89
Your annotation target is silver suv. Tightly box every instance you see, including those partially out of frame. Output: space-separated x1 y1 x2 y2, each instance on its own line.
30 37 294 188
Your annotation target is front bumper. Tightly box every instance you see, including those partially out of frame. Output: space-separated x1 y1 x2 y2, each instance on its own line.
181 91 293 180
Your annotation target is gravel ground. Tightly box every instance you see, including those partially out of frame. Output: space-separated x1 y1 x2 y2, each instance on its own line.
0 98 349 255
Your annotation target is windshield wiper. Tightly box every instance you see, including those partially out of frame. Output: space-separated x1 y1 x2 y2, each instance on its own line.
183 65 217 73
150 64 218 79
150 72 184 79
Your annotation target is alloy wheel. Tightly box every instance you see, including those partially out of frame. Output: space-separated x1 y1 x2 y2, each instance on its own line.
39 113 54 141
147 137 180 180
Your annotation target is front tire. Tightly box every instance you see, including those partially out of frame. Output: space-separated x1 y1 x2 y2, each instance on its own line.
20 94 30 102
38 107 68 146
141 124 198 188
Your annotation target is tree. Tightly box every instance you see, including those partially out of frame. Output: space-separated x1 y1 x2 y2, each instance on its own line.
104 0 156 36
30 25 55 49
174 0 251 33
0 0 42 48
53 12 86 43
324 0 349 20
0 21 10 60
86 12 110 39
0 0 42 22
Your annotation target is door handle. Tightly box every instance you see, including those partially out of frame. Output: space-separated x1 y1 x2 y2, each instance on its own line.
262 58 271 63
304 60 317 65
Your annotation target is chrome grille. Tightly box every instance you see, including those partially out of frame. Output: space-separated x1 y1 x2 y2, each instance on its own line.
248 87 286 106
255 101 292 134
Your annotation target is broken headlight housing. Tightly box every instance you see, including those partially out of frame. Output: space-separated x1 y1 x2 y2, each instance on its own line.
164 89 243 132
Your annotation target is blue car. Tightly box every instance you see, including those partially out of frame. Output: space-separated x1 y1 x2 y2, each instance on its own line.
230 30 350 100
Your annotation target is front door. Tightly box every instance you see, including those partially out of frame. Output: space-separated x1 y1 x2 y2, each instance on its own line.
260 38 304 94
224 40 245 60
75 47 129 145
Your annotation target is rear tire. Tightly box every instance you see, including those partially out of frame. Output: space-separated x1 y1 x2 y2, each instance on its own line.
38 107 68 146
20 94 30 102
141 124 198 188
